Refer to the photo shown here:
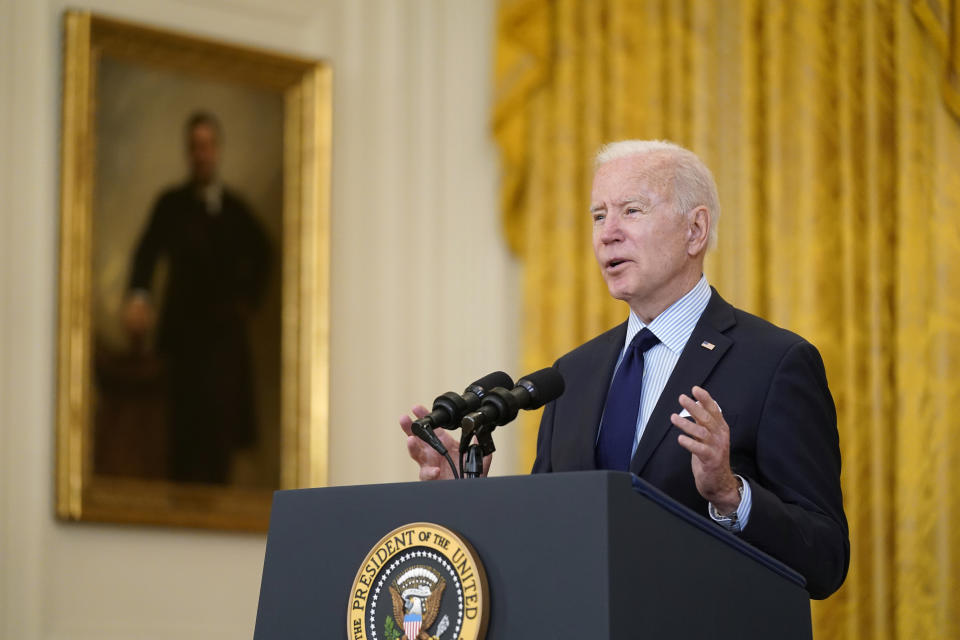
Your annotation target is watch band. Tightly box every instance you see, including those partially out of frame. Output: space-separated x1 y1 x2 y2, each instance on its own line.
709 475 745 523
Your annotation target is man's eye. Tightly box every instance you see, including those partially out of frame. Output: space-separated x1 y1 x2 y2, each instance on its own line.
593 213 605 222
626 208 641 215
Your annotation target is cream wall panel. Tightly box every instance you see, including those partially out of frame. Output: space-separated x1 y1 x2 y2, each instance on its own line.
0 0 10 632
0 0 512 638
327 0 519 487
2 1 58 638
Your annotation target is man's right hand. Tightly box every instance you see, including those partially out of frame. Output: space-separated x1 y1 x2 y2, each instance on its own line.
122 295 154 339
399 405 492 480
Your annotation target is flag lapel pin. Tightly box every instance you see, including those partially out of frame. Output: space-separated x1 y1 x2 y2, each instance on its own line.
700 341 715 350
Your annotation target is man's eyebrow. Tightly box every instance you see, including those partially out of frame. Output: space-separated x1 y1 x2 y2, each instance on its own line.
590 195 652 214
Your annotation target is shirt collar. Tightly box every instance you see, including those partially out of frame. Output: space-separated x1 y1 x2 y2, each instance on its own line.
193 180 223 215
624 275 712 355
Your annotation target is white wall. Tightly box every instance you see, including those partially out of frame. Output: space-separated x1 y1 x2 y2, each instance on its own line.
0 0 517 637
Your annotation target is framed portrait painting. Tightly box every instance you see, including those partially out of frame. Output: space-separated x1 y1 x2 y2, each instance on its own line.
56 11 330 530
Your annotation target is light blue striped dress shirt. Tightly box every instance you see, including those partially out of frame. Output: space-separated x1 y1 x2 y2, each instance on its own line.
604 275 752 530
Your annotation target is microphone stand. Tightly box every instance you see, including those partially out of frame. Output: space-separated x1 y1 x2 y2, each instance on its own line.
459 423 497 479
462 444 483 478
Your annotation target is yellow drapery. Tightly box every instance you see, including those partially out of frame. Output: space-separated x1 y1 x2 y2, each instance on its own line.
492 0 960 637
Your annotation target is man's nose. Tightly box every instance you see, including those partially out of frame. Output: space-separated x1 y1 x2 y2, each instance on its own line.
598 215 623 243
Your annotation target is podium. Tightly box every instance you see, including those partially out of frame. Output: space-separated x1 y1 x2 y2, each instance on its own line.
254 471 811 639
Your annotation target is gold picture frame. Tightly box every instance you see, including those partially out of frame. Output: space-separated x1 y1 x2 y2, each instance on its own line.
56 11 330 531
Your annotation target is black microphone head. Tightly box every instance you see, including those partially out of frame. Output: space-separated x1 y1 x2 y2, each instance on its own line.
430 391 468 429
516 368 565 409
465 370 514 395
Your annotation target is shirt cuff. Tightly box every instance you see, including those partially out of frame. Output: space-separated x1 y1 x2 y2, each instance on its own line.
707 475 752 532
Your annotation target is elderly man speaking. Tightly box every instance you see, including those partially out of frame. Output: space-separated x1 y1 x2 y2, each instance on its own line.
400 140 849 599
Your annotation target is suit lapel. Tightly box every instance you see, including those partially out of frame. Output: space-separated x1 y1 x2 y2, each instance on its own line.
629 290 737 475
565 322 626 470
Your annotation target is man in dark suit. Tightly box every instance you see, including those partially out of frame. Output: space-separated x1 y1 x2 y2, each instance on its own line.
401 140 849 599
123 111 270 484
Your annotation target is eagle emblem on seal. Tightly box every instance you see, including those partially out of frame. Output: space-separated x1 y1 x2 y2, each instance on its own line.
389 566 446 640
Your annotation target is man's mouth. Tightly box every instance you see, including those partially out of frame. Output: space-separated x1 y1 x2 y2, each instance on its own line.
605 258 630 270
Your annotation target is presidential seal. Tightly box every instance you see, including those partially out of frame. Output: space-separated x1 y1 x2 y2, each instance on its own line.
348 522 488 640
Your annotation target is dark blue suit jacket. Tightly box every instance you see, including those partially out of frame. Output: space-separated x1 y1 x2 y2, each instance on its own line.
532 289 850 599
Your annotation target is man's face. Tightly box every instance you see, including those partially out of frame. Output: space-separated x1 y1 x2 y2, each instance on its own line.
590 154 696 314
187 123 220 184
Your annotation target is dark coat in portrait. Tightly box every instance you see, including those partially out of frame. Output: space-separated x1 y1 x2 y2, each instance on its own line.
129 182 270 484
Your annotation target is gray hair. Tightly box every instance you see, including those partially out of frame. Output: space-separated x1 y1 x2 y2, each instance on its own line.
595 140 720 249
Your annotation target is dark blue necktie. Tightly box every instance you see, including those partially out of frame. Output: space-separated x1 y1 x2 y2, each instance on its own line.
595 327 661 471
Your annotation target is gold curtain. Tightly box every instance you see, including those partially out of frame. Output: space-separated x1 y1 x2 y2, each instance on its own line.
492 0 960 637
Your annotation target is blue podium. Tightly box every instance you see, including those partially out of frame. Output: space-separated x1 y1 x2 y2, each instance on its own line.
254 471 811 639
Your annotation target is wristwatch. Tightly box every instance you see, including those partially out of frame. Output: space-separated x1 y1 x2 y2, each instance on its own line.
708 475 745 525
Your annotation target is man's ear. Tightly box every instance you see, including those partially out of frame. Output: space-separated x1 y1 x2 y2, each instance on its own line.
687 206 710 255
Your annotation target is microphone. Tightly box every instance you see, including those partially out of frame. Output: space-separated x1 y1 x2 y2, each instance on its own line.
410 371 514 466
460 368 566 436
413 371 514 431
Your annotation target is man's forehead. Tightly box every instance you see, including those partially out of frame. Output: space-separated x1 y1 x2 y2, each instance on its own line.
189 123 219 140
591 154 674 200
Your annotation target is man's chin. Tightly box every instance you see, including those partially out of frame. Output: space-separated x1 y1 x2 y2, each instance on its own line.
191 169 216 184
605 283 635 304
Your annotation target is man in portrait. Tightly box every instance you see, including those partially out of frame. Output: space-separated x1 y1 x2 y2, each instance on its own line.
123 111 271 485
401 140 850 599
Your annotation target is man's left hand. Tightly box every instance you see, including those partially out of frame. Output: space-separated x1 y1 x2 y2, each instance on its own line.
671 386 741 514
